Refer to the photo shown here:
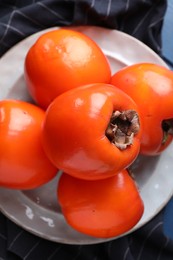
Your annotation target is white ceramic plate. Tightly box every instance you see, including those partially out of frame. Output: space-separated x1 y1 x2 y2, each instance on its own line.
0 26 173 245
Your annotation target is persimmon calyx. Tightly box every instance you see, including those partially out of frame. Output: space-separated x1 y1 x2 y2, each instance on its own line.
162 119 173 144
106 110 140 150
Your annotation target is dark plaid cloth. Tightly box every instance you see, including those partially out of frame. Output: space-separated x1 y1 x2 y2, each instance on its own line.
1 208 173 260
0 0 167 57
1 0 173 259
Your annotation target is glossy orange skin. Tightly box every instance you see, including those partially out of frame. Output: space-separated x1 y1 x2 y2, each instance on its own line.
58 169 144 238
0 100 58 190
24 28 111 109
42 83 142 180
111 63 173 155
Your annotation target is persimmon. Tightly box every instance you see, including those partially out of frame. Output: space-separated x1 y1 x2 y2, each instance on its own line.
111 63 173 155
58 169 144 238
42 83 142 180
0 100 58 190
24 28 111 109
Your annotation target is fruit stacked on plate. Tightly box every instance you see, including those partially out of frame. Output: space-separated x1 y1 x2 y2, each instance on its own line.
0 28 173 239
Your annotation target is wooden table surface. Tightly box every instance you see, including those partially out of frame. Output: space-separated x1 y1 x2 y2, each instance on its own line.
162 0 173 69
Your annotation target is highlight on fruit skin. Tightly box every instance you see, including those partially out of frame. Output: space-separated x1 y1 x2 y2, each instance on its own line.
24 28 111 109
58 169 144 238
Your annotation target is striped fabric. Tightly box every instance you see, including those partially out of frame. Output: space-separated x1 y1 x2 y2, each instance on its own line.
0 0 167 57
1 209 173 260
0 0 173 259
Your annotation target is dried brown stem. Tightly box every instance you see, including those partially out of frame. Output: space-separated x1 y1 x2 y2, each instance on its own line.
106 110 140 150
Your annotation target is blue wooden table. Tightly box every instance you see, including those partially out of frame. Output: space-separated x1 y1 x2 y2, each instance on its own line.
161 0 173 239
162 0 173 69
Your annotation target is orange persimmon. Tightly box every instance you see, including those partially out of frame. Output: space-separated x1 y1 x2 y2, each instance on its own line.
42 83 142 180
0 100 58 190
58 169 144 238
24 28 111 109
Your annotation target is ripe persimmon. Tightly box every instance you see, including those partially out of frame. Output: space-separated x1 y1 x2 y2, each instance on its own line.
58 170 144 238
111 63 173 155
0 100 58 190
24 28 111 109
42 83 142 180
